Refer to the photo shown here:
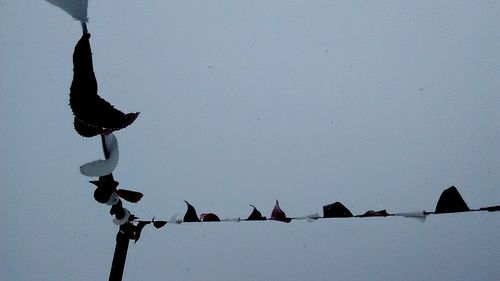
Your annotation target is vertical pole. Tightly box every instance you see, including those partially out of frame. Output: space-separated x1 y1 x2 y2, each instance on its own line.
102 134 130 281
101 135 110 159
81 22 88 34
109 230 130 281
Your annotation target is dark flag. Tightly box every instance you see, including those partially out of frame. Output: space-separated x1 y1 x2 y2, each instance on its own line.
70 33 139 137
183 201 200 222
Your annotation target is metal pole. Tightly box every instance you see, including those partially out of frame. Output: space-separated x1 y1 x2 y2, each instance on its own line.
109 230 130 281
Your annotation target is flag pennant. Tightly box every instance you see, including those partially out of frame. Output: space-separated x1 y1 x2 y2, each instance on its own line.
200 213 221 222
323 202 353 218
183 201 200 222
270 200 291 223
46 0 88 22
80 133 119 176
435 186 470 214
116 189 143 203
247 205 266 221
70 33 139 138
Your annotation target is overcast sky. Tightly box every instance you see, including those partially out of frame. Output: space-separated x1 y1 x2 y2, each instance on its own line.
2 1 500 280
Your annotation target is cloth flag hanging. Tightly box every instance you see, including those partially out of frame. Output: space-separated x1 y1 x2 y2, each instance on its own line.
247 205 266 221
434 186 470 214
80 133 119 176
270 200 291 223
200 213 221 222
323 202 353 218
183 201 200 222
46 0 88 22
70 33 139 137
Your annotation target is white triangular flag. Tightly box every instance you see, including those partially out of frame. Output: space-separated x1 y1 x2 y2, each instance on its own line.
46 0 88 22
80 133 119 177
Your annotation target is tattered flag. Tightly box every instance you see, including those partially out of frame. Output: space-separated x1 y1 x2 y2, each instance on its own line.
183 201 200 222
270 200 291 223
247 204 266 221
70 33 139 137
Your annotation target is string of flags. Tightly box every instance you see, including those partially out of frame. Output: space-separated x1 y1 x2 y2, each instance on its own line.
50 0 499 246
82 130 500 244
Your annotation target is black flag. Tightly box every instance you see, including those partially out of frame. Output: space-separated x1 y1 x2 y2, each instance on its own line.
70 33 139 137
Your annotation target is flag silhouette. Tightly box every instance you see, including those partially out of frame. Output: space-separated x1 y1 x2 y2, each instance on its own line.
435 186 470 214
183 201 200 222
70 33 139 137
247 204 266 221
323 202 353 218
80 133 119 176
270 200 291 223
200 213 220 222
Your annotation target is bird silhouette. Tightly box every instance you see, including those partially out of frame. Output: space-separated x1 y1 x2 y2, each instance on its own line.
183 201 200 222
70 32 139 137
270 200 291 223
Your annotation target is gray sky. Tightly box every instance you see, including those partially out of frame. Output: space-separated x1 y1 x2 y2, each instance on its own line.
2 1 499 280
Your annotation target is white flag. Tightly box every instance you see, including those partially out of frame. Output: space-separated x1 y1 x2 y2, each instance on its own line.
80 133 119 177
46 0 88 22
